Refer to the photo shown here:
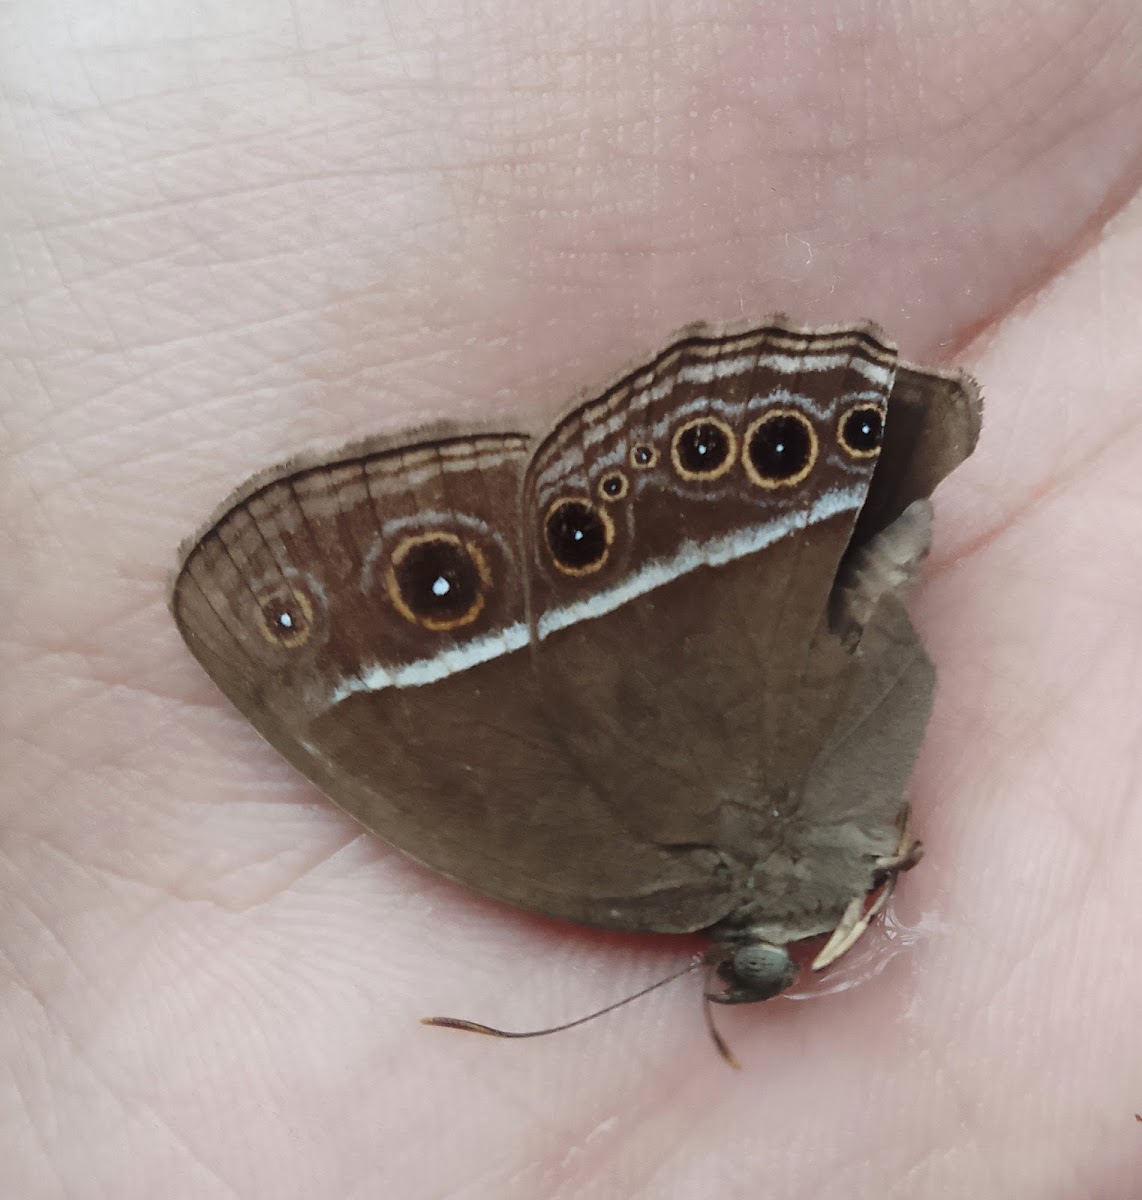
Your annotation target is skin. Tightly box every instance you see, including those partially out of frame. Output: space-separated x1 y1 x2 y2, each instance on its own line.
3 1 1141 1196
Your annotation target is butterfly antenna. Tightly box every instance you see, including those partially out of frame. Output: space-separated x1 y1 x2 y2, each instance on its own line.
702 965 741 1069
422 956 706 1040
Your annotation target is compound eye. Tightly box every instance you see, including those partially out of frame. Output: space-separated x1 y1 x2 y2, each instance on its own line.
710 942 799 1005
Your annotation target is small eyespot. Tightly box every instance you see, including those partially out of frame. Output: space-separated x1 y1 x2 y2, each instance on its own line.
598 470 629 501
670 416 736 481
255 583 315 648
744 409 818 489
385 532 489 631
544 498 614 575
838 404 884 458
629 443 658 470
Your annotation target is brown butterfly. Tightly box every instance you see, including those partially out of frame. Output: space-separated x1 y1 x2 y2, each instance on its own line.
171 318 980 1034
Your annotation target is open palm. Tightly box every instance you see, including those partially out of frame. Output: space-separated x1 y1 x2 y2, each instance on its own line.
4 2 1141 1197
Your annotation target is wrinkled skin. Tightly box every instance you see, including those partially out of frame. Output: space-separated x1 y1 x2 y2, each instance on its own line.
3 2 1142 1197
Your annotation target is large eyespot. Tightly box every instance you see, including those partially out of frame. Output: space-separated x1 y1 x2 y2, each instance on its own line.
544 497 614 575
598 470 629 502
385 532 490 631
670 416 736 481
254 582 315 649
838 403 884 458
744 409 818 489
629 443 658 470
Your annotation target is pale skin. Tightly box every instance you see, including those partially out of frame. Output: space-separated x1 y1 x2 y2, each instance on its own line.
3 1 1142 1196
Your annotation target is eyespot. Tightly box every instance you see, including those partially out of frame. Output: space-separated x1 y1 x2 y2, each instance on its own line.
744 409 818 489
254 582 315 649
838 403 884 458
544 497 614 575
629 443 658 470
385 532 490 631
670 416 736 481
598 470 629 502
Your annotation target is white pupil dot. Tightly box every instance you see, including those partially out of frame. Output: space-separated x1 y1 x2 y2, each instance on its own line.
432 576 450 597
278 612 293 628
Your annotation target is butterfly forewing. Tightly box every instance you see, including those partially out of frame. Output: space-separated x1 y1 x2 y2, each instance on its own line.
518 325 901 924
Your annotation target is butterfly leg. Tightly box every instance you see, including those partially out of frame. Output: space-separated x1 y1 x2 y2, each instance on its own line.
810 811 922 972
